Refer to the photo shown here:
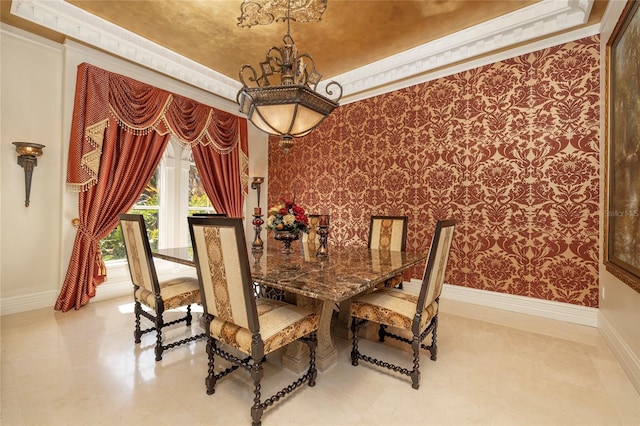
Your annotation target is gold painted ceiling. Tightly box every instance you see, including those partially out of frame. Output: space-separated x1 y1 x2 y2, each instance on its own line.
1 0 608 85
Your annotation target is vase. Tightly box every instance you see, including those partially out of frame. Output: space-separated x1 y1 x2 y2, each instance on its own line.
274 229 300 254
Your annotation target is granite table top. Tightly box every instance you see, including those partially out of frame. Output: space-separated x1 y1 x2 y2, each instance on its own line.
154 244 428 303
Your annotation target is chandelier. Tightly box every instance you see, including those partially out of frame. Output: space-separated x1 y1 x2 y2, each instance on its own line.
236 0 343 154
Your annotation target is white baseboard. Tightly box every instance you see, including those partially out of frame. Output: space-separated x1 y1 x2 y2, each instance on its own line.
0 280 133 316
408 280 599 327
0 290 58 316
0 268 193 316
92 281 132 302
598 311 640 395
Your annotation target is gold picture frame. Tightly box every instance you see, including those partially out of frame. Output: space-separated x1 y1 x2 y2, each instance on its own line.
605 0 640 294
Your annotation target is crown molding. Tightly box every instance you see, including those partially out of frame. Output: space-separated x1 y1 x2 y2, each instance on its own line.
332 0 596 103
12 0 595 104
339 23 600 104
10 0 242 101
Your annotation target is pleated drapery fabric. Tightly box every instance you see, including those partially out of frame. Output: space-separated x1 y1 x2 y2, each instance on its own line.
191 119 248 218
56 63 249 312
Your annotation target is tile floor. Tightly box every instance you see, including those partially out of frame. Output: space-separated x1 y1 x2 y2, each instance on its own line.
1 294 639 426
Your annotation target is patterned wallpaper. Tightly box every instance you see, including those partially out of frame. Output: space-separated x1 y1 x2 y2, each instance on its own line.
268 36 600 307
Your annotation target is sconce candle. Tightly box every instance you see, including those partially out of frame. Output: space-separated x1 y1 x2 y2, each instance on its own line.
319 215 329 226
251 176 264 206
254 207 262 216
12 142 45 207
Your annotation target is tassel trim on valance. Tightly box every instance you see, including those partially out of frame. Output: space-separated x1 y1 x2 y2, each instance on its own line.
66 119 109 192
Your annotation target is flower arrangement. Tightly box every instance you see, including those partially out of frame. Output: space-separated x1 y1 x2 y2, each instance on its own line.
266 198 309 234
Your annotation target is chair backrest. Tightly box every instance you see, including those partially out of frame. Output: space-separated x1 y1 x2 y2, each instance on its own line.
302 215 322 245
188 216 259 334
119 214 161 296
416 219 456 315
301 214 329 257
368 216 408 251
192 213 227 217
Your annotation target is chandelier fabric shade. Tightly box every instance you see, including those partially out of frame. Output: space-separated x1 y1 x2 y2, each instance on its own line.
238 85 337 137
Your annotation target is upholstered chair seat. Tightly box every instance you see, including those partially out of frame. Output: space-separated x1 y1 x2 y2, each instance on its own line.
351 219 456 390
134 277 201 310
209 298 318 356
350 288 439 331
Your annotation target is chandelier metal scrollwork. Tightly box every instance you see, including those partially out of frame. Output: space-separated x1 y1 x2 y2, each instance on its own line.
236 0 343 154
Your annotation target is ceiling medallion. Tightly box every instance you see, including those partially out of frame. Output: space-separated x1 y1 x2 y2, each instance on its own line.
236 0 343 154
238 0 327 28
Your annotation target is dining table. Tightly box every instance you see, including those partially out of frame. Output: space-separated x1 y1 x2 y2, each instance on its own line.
153 241 428 371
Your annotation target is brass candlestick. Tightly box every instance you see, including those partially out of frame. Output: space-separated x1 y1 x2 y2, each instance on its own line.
251 214 264 250
250 177 265 250
316 225 329 257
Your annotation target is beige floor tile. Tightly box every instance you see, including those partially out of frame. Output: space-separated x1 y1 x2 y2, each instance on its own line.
1 295 639 426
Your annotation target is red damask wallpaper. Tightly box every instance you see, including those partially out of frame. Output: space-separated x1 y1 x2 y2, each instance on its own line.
267 36 600 307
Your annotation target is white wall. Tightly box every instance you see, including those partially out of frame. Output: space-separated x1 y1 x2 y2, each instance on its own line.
1 25 63 309
245 124 269 255
0 24 268 313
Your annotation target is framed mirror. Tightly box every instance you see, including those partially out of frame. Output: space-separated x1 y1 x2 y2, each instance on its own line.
605 0 640 294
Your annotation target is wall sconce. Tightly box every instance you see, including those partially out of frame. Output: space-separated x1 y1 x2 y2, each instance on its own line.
251 176 265 207
12 142 45 207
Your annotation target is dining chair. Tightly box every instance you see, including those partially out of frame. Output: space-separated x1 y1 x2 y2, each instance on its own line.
350 218 456 389
118 214 205 361
368 215 408 288
188 216 320 426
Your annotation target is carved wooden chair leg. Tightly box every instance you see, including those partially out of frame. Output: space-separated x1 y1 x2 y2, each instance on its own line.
411 337 421 390
134 301 143 343
154 313 164 361
378 324 387 342
306 332 318 387
429 316 438 361
205 338 217 395
251 361 265 426
351 317 360 366
185 304 192 326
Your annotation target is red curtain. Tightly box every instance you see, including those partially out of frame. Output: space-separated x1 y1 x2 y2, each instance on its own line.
56 128 169 311
57 63 249 311
192 119 248 217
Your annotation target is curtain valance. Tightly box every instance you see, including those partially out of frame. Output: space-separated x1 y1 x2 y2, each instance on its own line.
67 62 248 193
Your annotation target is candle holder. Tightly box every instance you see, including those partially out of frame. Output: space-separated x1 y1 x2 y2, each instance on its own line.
251 214 264 250
316 225 329 257
12 142 45 207
252 248 263 265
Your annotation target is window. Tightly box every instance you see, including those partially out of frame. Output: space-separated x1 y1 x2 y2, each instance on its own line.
188 153 215 214
100 168 160 261
100 138 215 262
